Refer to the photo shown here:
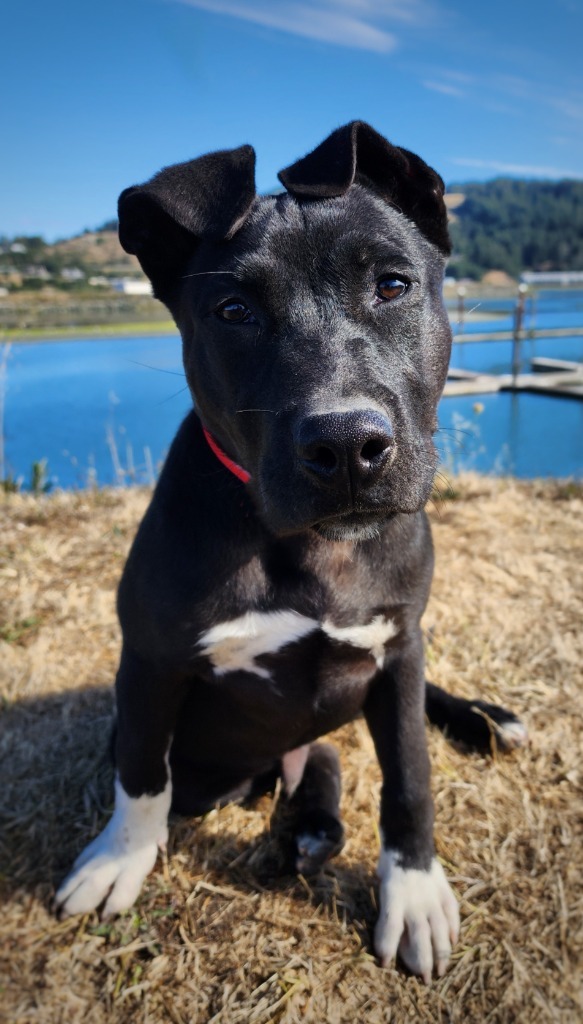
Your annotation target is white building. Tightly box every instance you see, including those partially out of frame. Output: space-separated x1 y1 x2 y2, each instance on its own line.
111 277 152 296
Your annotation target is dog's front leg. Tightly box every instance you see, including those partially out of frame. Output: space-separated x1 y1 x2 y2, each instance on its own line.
55 648 182 919
363 630 460 982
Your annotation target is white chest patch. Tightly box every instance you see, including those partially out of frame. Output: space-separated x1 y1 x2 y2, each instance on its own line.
322 614 398 668
198 610 319 678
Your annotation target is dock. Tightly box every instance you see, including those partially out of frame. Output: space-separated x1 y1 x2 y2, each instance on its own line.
444 358 583 399
442 289 583 399
450 326 583 344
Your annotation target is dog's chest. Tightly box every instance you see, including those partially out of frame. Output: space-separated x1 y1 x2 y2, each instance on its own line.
198 608 400 681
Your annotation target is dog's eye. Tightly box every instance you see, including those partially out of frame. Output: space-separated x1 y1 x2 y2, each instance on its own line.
216 301 256 324
376 277 409 302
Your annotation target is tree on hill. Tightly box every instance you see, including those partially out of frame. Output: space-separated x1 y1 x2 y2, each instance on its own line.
94 219 118 233
447 179 583 279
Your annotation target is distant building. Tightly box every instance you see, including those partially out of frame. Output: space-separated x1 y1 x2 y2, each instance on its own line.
24 265 51 280
60 267 85 282
111 277 152 296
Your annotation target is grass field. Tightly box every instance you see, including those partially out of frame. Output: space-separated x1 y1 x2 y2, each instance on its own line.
1 475 582 1023
1 321 178 342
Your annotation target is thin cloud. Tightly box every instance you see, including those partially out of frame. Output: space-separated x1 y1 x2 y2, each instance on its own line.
440 69 474 84
550 96 583 121
420 65 583 135
491 73 536 101
491 74 583 123
423 79 465 98
171 0 418 52
323 0 435 26
419 65 474 85
452 157 583 179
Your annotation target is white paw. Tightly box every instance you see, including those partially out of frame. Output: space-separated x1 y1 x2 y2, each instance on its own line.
374 851 460 983
55 827 161 918
55 776 171 919
498 719 528 749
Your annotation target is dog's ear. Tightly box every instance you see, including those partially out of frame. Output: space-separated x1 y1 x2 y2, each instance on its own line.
118 145 256 299
278 121 450 254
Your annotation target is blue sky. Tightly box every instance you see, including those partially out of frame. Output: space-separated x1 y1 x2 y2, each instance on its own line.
3 0 582 239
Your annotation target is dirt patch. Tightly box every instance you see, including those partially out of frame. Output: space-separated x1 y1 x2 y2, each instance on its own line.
1 476 582 1023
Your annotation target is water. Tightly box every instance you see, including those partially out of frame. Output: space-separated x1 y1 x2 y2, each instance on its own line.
3 290 583 489
447 288 583 374
2 336 191 489
438 392 583 477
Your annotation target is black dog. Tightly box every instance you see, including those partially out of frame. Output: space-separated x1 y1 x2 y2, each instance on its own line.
56 122 526 982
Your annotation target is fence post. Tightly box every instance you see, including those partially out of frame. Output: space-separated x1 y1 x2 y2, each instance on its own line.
457 285 466 335
512 283 528 386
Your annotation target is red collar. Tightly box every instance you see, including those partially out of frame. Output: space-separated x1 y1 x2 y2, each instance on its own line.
202 426 251 484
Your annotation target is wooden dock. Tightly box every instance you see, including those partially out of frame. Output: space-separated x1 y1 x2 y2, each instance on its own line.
450 326 583 344
444 358 583 399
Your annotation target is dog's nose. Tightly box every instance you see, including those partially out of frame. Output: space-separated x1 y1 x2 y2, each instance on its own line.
295 410 393 489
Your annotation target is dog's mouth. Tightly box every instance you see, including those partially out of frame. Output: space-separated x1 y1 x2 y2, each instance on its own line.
251 428 438 540
311 509 395 543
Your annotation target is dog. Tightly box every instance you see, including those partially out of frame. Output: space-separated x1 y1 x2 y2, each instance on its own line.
55 122 526 982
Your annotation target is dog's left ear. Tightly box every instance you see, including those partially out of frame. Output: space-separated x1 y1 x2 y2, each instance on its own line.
118 145 256 300
278 121 450 255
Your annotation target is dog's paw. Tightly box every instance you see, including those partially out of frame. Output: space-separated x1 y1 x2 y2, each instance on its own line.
54 776 171 919
293 809 344 875
459 700 528 753
470 701 528 751
54 821 163 919
374 852 459 983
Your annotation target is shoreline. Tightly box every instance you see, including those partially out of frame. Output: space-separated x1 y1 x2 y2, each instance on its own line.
2 311 501 344
0 321 177 342
2 284 580 344
0 321 178 343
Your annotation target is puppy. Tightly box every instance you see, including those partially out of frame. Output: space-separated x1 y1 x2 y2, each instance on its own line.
56 122 525 982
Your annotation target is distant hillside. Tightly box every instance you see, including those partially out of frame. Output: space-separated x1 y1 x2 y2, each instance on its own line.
0 230 168 333
0 229 140 293
3 177 583 294
446 179 583 280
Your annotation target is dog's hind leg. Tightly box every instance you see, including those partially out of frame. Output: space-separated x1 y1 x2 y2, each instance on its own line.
425 682 527 753
282 742 345 875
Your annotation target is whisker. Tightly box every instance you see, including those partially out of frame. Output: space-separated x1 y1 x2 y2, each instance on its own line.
127 359 186 377
181 270 238 279
436 426 473 438
426 496 443 519
155 385 190 407
434 469 453 487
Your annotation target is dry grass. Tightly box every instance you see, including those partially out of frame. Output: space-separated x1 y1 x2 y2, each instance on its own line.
1 475 582 1023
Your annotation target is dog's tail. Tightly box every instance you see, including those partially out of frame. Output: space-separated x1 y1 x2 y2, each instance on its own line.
425 682 527 753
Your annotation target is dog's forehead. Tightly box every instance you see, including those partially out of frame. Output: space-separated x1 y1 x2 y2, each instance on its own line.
215 186 425 282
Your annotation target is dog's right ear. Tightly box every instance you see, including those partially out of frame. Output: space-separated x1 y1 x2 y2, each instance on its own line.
118 145 256 300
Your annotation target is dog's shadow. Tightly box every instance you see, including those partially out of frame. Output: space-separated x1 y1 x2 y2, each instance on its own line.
1 684 115 897
170 793 377 943
1 683 376 941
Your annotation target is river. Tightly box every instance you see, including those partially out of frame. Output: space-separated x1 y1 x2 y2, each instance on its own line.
2 290 582 488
